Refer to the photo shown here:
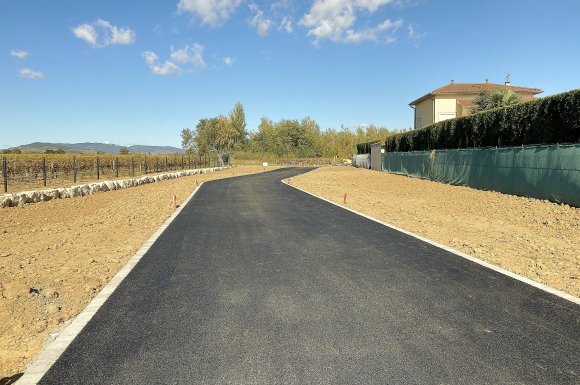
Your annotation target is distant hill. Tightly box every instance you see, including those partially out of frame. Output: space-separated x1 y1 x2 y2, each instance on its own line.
15 142 184 154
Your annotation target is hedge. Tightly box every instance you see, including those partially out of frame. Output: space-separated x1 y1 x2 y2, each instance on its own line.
356 142 372 154
385 89 580 152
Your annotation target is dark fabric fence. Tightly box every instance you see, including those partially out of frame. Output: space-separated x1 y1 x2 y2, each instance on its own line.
382 144 580 207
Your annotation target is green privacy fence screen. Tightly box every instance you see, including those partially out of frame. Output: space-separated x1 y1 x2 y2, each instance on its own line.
382 144 580 207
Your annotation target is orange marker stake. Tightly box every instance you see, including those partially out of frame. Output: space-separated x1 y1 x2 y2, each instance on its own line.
344 192 348 205
172 195 177 209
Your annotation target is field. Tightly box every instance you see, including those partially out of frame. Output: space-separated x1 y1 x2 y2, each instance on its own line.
290 167 580 298
0 165 278 379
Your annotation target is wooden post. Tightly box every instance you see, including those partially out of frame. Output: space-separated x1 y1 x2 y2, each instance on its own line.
165 156 168 172
115 157 119 178
2 157 7 193
42 157 47 187
73 156 77 183
144 156 148 175
131 157 135 176
96 157 100 180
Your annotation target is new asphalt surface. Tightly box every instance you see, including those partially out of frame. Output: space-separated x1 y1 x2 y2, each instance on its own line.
38 168 579 384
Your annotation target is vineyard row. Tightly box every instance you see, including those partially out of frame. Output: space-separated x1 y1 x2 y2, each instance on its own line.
1 154 218 193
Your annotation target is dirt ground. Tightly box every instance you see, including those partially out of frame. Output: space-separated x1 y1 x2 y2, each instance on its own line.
290 167 580 299
0 165 277 379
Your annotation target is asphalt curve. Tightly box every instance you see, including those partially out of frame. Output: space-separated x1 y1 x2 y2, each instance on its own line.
38 168 579 385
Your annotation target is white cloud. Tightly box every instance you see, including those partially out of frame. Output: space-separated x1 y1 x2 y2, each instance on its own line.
10 50 29 59
279 17 293 33
143 44 207 76
344 18 402 42
73 24 98 46
170 44 206 69
178 0 242 27
95 19 136 45
73 19 136 48
407 23 426 45
20 68 44 80
224 56 235 66
249 4 273 37
142 51 181 76
301 0 400 44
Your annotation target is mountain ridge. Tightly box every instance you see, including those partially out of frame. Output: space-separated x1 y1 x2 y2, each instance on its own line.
12 142 184 154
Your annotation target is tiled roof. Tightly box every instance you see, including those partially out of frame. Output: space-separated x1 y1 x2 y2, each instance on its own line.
410 82 543 106
456 99 477 109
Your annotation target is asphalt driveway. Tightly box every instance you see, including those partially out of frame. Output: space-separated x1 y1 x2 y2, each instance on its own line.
38 168 579 384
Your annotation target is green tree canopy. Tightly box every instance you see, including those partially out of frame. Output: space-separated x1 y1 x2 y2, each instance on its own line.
180 128 196 153
472 88 523 112
229 101 247 148
184 101 393 159
119 146 130 155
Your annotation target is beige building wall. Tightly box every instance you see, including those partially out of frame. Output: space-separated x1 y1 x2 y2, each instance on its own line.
457 103 469 117
414 99 434 129
434 96 458 123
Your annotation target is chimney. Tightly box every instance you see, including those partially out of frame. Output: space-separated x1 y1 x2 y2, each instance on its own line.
485 78 489 83
450 79 455 84
504 73 511 86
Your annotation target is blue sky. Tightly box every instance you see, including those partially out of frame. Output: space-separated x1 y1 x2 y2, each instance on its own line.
1 0 579 149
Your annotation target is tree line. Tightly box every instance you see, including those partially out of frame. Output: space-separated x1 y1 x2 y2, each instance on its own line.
181 102 395 159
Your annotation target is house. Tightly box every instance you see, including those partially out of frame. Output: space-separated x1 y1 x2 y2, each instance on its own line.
409 80 543 129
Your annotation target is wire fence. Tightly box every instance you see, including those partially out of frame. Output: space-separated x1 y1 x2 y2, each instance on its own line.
1 154 218 193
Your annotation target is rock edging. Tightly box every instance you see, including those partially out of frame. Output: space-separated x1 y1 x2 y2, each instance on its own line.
0 167 228 208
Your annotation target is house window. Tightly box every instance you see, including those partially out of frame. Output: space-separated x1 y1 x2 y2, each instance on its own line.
439 113 456 122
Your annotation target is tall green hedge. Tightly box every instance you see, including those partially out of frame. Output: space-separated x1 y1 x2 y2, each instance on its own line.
356 142 372 154
386 89 580 152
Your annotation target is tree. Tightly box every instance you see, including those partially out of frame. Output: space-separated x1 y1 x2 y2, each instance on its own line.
2 148 22 154
44 149 65 154
472 88 523 112
229 102 247 148
181 128 196 153
119 147 130 155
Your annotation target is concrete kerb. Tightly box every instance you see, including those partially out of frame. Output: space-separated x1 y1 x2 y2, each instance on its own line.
0 167 228 208
17 181 208 385
281 179 580 305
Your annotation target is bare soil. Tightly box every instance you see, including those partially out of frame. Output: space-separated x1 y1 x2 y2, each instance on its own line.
0 166 277 378
290 167 580 298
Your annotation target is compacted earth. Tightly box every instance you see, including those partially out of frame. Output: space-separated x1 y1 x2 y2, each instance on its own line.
2 165 578 379
0 165 277 379
290 167 580 299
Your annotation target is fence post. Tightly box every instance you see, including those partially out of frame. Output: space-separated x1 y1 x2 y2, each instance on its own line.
165 156 168 172
2 157 7 193
42 157 47 187
181 155 184 170
131 157 135 176
73 156 77 184
96 157 100 180
115 157 119 178
144 156 148 175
